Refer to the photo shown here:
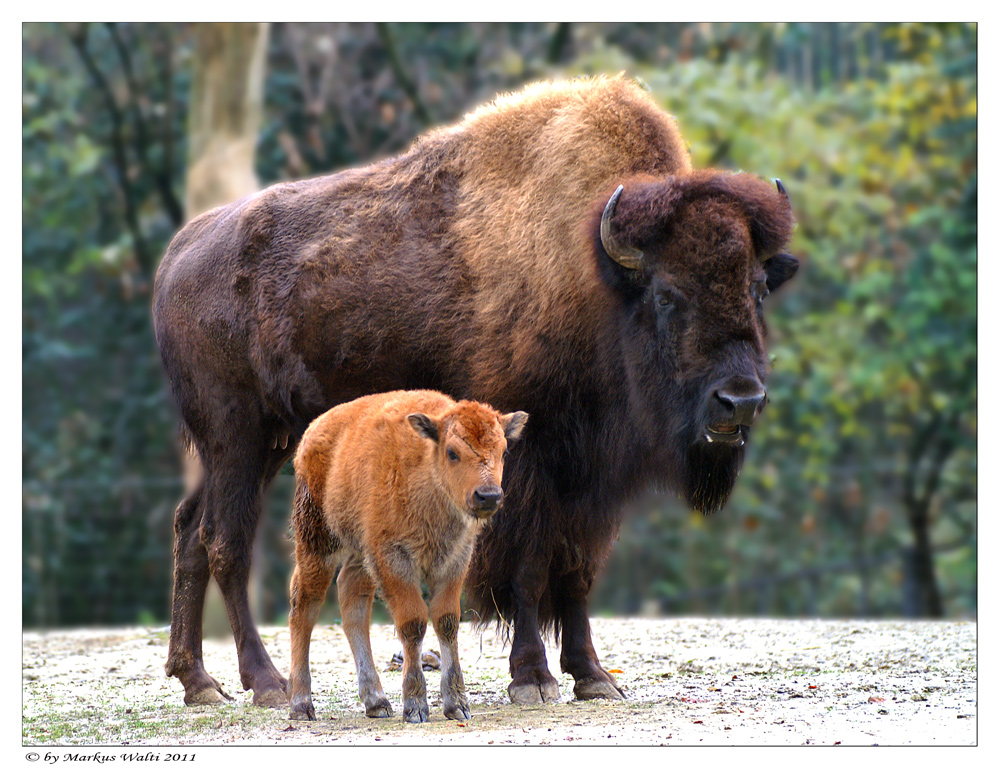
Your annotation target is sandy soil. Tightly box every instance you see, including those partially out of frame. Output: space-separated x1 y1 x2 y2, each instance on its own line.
22 617 976 747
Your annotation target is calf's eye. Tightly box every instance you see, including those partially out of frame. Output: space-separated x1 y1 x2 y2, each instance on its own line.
447 448 459 462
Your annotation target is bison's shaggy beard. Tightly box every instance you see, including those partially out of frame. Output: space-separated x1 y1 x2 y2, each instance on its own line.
682 439 747 515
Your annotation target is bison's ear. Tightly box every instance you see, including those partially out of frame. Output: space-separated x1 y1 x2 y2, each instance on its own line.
407 413 440 443
501 411 529 443
763 253 799 293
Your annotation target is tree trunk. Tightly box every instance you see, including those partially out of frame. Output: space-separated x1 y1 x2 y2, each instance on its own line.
184 22 270 218
904 505 945 618
183 22 270 636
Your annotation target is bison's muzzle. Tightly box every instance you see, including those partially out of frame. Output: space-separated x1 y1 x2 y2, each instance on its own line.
704 379 768 447
470 486 504 518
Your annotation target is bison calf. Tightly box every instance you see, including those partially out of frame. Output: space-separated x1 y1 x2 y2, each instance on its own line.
287 390 528 723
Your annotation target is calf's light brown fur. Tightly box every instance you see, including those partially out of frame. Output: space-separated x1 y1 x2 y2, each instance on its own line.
287 390 527 722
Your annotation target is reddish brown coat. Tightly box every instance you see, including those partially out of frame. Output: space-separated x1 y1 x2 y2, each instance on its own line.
286 390 527 722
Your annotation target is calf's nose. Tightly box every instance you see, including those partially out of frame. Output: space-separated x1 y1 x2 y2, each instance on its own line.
714 386 767 425
471 487 503 512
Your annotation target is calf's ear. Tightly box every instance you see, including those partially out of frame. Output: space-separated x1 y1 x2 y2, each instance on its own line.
763 253 799 293
502 411 529 443
407 413 440 442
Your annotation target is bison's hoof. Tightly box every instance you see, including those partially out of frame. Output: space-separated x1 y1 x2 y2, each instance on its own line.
364 698 393 718
184 685 233 706
573 676 625 701
288 699 316 721
403 700 430 723
254 686 289 708
508 678 560 705
444 699 471 721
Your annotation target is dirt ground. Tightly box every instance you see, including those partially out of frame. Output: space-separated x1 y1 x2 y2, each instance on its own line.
22 616 976 748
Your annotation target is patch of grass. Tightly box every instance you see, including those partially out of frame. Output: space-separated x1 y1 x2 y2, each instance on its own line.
23 713 85 743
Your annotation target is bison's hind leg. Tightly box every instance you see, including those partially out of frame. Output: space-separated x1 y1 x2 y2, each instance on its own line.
165 482 234 705
338 556 393 718
287 506 337 721
193 411 290 708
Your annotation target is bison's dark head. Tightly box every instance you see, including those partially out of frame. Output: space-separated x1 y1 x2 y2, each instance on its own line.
595 171 798 514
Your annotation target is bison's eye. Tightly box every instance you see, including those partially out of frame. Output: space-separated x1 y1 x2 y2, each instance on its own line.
446 447 460 463
752 281 769 305
654 291 675 312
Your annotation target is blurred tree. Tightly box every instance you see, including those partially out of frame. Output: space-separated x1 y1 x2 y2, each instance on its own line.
587 22 976 619
23 22 193 626
185 23 270 218
22 22 976 628
180 22 272 637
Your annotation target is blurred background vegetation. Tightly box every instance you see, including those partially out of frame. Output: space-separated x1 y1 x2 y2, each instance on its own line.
22 22 976 630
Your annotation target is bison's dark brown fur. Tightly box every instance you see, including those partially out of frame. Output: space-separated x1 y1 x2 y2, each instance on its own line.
153 75 798 707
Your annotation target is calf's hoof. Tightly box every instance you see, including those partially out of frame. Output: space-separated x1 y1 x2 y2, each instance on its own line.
364 697 393 718
508 676 560 705
444 699 471 721
288 696 316 721
403 699 430 723
573 676 625 701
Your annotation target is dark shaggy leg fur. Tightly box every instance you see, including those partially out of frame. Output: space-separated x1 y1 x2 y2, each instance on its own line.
505 552 561 704
555 567 624 700
165 484 232 705
163 386 293 707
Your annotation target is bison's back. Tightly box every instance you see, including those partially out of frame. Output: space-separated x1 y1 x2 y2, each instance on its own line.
295 390 454 512
154 74 693 459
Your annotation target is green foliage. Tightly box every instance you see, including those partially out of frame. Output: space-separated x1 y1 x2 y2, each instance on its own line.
22 22 976 627
22 23 190 626
590 23 976 618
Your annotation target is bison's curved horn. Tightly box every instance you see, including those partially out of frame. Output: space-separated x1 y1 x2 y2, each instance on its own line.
600 185 644 271
775 178 788 198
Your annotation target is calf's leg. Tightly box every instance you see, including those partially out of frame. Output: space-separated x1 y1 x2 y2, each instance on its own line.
377 563 430 723
337 556 392 718
430 578 470 720
287 549 335 719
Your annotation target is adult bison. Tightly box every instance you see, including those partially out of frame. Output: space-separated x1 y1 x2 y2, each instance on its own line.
153 75 798 707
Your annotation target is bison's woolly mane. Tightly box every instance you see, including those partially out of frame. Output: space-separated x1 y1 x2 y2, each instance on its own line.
605 170 794 261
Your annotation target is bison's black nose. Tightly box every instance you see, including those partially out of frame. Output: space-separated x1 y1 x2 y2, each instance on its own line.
714 386 767 425
472 488 503 512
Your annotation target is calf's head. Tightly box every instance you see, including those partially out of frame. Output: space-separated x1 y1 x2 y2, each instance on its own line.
408 403 529 520
596 171 799 514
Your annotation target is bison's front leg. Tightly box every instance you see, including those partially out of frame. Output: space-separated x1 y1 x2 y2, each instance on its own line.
379 568 430 723
430 580 470 721
507 555 561 705
557 567 624 701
